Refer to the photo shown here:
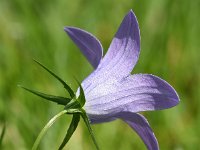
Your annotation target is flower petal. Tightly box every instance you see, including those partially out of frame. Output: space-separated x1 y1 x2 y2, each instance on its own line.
100 10 140 72
117 112 159 150
88 112 159 150
81 10 140 93
85 74 179 116
64 27 103 69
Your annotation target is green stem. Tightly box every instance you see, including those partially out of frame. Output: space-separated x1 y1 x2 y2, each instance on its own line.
32 110 68 150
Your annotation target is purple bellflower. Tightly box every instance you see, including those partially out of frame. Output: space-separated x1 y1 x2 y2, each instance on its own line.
64 10 179 150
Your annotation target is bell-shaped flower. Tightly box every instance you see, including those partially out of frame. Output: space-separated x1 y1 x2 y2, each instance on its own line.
64 10 179 150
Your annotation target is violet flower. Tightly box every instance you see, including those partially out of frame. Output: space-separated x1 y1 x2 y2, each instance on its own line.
64 10 179 150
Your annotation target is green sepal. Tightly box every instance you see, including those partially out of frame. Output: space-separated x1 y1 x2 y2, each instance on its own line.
76 81 86 107
80 109 100 150
64 99 81 110
0 123 6 148
19 85 71 105
33 60 75 98
58 114 80 150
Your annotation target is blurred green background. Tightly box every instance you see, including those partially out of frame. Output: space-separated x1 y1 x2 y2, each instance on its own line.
0 0 200 149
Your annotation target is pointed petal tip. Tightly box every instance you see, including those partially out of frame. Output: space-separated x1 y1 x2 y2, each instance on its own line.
118 112 159 150
160 77 180 108
167 96 180 110
64 26 81 34
127 9 137 19
64 26 68 30
64 26 73 33
153 74 180 109
64 27 71 36
146 74 180 109
64 26 103 69
172 90 180 106
128 9 134 15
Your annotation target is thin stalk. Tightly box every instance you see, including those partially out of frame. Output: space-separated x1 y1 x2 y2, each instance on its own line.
32 110 68 150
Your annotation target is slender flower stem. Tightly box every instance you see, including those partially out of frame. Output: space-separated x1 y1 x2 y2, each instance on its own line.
32 110 68 150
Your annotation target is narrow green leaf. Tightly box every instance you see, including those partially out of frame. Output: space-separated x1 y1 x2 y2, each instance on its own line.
32 110 68 150
81 109 100 150
76 81 85 107
19 85 70 105
58 114 80 150
0 123 6 148
33 59 75 98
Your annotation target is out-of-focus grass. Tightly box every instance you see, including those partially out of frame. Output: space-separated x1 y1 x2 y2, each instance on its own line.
0 0 200 149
